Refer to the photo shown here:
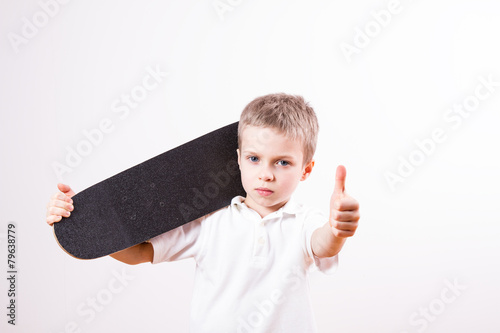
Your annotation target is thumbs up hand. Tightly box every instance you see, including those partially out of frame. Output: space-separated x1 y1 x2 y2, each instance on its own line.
329 165 360 238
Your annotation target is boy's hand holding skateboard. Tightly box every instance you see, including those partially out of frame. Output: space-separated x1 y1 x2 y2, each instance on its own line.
46 184 76 225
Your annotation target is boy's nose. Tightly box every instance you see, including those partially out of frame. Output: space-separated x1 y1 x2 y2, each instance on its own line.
258 166 274 182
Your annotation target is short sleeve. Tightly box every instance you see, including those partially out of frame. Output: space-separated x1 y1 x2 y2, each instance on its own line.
149 216 204 264
303 208 339 275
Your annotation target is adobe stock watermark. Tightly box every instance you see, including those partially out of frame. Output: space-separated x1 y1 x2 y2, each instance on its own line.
237 265 304 332
385 74 499 192
340 0 407 64
51 268 135 333
51 65 169 182
179 158 241 222
7 0 72 54
212 0 244 21
400 278 467 333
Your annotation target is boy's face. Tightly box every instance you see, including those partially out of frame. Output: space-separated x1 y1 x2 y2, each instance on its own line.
237 126 314 218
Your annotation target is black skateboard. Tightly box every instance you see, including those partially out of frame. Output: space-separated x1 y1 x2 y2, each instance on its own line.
53 122 245 259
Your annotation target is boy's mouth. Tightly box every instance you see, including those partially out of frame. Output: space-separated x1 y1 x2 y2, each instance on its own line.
255 187 274 197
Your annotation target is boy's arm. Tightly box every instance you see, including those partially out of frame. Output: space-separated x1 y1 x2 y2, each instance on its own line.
311 165 360 258
109 242 154 265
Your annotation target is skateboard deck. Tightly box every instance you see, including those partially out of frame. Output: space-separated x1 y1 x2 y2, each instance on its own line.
53 122 245 259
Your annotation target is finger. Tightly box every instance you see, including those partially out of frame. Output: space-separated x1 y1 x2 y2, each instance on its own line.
333 196 359 211
47 206 71 218
334 165 346 194
331 219 358 231
46 215 62 225
51 192 73 203
57 183 76 198
50 199 74 212
330 220 357 238
46 198 73 216
331 228 356 238
331 210 360 223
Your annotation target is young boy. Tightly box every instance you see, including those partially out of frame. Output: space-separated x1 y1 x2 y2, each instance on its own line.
46 93 360 332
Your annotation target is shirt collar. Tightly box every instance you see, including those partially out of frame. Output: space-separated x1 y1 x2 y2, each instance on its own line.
231 196 301 218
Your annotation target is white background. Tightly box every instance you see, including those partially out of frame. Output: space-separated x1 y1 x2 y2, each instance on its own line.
1 0 499 332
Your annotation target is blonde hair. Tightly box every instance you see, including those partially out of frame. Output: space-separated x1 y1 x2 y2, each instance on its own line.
238 93 319 165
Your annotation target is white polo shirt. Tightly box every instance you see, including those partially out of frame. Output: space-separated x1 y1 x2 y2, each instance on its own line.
150 196 338 333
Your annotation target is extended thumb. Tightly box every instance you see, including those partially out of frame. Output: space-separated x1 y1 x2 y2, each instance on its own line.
334 165 346 194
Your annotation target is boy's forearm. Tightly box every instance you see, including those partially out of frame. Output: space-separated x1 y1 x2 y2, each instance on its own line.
109 242 154 265
311 223 346 258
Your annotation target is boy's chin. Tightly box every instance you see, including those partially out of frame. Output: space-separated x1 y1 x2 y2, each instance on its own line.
249 194 288 209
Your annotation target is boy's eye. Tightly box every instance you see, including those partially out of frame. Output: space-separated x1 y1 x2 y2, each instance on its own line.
248 156 259 162
277 160 289 166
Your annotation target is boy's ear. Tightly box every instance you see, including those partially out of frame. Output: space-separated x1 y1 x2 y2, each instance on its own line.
236 149 241 167
300 160 315 181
